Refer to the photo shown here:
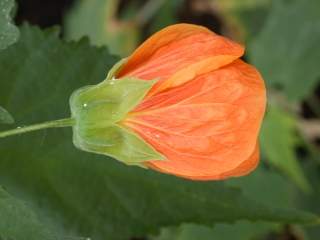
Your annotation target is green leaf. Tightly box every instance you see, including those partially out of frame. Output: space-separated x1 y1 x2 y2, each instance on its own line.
260 106 311 192
152 166 303 240
152 222 272 240
0 0 19 50
150 0 182 33
214 0 271 42
0 105 14 124
0 186 55 240
64 0 139 56
296 161 320 240
249 0 320 100
226 166 298 210
0 24 318 240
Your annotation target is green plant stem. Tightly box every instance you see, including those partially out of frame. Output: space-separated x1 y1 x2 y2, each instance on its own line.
0 118 75 138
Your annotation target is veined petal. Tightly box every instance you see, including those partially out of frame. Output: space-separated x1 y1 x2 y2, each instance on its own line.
147 55 239 96
130 60 264 112
122 60 266 179
117 24 244 94
126 103 247 137
118 24 211 76
124 119 257 177
220 144 260 179
145 144 259 180
126 60 265 139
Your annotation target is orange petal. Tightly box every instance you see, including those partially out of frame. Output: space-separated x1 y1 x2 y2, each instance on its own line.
146 144 260 180
128 60 265 139
124 117 257 178
131 59 262 112
117 24 244 95
122 60 266 179
220 144 260 179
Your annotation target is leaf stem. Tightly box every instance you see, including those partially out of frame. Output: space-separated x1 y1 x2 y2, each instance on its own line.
0 118 75 139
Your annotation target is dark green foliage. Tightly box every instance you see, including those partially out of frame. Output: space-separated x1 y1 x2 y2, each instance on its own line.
0 0 19 50
0 25 318 240
250 0 320 100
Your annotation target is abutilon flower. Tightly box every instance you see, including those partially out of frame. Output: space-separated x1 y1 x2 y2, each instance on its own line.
70 24 266 180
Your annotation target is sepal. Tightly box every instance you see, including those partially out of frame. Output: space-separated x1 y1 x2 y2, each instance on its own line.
73 124 164 165
69 76 164 165
106 58 127 80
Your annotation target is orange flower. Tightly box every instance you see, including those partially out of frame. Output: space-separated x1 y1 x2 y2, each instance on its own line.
118 24 266 180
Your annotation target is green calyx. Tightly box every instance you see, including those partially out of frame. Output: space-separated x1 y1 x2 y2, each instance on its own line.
70 60 164 167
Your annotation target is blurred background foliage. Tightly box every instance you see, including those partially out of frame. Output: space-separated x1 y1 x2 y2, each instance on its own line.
0 0 319 239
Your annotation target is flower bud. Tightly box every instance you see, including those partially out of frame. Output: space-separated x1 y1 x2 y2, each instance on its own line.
70 23 266 180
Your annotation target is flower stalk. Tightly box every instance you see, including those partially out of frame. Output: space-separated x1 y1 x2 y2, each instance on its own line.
0 118 75 138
